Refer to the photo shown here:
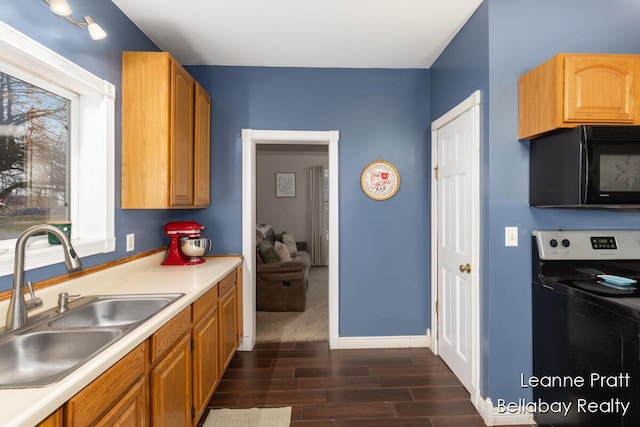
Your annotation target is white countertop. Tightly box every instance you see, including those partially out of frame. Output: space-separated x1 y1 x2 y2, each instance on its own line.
0 252 242 427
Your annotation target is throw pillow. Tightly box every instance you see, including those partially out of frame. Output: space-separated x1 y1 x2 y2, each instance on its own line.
274 241 291 262
258 242 281 263
282 232 298 253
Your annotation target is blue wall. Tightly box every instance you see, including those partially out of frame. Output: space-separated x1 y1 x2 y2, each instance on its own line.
432 0 640 404
1 2 432 338
0 0 199 290
188 66 431 336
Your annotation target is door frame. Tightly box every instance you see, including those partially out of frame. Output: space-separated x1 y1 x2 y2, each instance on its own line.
430 91 482 404
240 129 340 351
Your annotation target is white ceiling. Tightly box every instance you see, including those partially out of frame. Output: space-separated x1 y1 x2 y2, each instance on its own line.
111 0 483 69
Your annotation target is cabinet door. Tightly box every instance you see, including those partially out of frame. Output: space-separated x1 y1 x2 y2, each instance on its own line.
150 333 192 427
37 408 63 427
219 285 237 373
94 378 146 427
192 308 220 422
193 84 211 207
65 344 145 427
170 60 195 207
121 51 172 208
564 56 636 123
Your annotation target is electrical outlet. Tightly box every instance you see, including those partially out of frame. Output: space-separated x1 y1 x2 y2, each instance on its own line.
505 226 518 247
126 233 135 252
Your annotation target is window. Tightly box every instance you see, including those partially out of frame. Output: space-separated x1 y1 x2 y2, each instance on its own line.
0 69 73 240
0 21 115 277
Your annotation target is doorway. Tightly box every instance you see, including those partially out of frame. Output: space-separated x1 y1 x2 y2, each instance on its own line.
240 129 340 351
430 91 481 402
255 144 328 342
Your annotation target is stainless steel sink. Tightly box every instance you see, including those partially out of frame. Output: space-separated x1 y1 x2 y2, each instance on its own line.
0 293 184 389
0 329 121 388
48 294 183 328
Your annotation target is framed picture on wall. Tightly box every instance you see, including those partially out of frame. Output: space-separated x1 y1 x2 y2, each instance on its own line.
360 160 400 200
276 172 296 197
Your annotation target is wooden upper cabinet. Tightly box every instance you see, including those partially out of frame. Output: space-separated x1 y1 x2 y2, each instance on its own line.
170 61 195 207
122 51 211 208
193 84 211 207
518 53 640 140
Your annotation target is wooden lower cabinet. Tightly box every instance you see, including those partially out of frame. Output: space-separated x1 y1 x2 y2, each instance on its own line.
65 343 146 426
33 266 243 427
150 333 192 427
37 408 63 427
94 377 146 427
218 273 238 374
192 288 220 422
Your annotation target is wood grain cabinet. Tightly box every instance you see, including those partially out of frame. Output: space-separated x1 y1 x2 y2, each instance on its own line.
36 408 63 427
193 84 211 207
65 343 147 427
31 266 243 427
218 269 240 374
149 308 192 427
122 51 211 208
192 286 220 424
518 53 640 139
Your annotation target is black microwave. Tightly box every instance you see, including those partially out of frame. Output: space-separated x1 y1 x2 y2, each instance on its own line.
530 125 640 208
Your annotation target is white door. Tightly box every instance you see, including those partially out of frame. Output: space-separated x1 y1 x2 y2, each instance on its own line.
434 104 476 393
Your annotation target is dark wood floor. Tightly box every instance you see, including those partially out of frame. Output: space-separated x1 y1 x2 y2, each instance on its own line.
197 341 535 426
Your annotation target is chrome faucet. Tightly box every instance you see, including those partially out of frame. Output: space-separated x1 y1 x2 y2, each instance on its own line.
5 224 82 331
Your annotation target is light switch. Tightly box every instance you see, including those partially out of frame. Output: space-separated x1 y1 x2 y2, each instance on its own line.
505 226 518 247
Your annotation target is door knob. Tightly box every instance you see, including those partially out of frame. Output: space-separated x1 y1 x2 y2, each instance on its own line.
459 263 471 273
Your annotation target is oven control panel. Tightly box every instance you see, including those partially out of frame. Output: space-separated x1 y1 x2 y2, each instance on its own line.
533 230 640 260
590 236 618 250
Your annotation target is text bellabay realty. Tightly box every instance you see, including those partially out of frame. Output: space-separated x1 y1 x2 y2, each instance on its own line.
497 372 632 417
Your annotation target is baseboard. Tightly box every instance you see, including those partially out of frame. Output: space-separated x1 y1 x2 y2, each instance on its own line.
477 396 536 426
334 334 430 349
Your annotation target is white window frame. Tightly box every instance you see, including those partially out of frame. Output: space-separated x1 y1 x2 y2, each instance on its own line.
0 21 115 277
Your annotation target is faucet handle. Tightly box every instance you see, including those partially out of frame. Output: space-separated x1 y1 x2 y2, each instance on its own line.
24 281 43 311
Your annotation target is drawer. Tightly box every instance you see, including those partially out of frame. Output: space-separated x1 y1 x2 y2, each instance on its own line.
218 269 237 297
65 343 146 427
192 285 218 322
150 307 191 364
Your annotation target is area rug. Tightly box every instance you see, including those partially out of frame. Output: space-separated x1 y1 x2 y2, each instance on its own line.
202 407 292 427
256 266 328 342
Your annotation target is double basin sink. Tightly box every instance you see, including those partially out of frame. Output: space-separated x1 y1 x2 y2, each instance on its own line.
0 293 184 389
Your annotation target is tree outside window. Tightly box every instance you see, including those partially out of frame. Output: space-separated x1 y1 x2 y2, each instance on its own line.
0 71 70 240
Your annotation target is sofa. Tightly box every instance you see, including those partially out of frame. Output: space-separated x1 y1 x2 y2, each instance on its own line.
256 224 311 311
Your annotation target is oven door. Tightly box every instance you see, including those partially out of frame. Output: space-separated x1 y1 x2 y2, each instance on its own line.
585 132 640 204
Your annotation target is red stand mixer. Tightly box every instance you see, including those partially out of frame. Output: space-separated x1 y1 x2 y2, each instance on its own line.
162 221 211 265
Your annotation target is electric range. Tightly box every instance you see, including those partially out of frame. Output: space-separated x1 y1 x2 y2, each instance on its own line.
532 230 640 426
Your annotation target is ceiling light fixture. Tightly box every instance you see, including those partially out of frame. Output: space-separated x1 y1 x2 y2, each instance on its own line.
49 0 72 16
42 0 107 40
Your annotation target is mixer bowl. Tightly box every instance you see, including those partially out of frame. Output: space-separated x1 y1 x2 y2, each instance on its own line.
180 237 211 257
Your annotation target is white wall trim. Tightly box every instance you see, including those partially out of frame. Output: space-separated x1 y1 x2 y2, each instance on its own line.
335 334 430 350
240 129 340 351
431 89 483 416
477 397 536 426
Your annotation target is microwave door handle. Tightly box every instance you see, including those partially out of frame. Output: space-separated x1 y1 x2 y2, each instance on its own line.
580 139 589 203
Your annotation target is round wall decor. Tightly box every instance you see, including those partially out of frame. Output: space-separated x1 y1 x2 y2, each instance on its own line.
360 160 400 200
